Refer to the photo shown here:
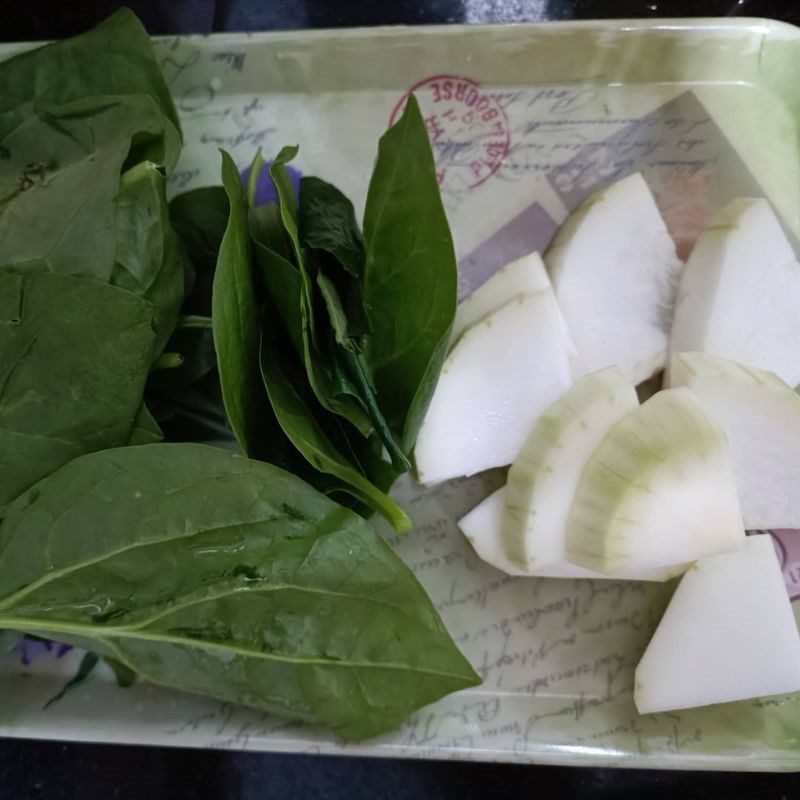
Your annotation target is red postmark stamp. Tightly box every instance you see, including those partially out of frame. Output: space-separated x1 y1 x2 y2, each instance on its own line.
390 75 510 192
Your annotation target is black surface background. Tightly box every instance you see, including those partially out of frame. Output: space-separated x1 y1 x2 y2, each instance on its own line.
2 1 800 797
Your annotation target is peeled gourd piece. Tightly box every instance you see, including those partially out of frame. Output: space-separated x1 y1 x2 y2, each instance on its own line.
669 351 800 530
415 292 573 486
635 534 800 714
670 198 800 388
565 387 745 574
545 172 682 385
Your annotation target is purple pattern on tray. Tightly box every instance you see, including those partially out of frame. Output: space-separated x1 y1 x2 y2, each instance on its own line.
13 639 73 666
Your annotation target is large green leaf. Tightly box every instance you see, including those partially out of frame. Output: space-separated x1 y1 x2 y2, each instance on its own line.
212 150 265 457
0 95 171 281
362 95 457 451
0 8 181 157
0 445 479 740
112 161 186 355
0 272 156 514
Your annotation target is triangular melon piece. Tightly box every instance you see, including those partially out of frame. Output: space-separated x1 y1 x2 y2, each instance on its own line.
459 488 683 581
545 173 682 385
635 534 800 713
565 387 745 574
669 351 800 529
415 292 574 486
670 198 800 388
503 367 638 571
451 252 551 345
450 252 583 378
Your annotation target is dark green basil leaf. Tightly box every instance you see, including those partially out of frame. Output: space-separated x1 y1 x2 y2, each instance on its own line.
268 148 374 438
0 8 181 156
212 150 266 457
259 329 411 532
299 176 364 277
362 95 457 452
0 272 156 514
0 444 479 740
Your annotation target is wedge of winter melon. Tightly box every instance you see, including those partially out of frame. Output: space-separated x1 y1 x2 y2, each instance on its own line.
459 487 684 581
415 292 574 486
503 367 638 571
545 172 682 385
565 387 745 574
635 534 800 714
670 198 800 388
669 351 800 529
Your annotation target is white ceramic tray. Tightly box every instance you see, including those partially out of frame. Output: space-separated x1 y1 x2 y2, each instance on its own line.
3 17 800 770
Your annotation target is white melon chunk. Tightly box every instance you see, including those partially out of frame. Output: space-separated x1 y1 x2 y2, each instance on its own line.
669 351 800 529
458 489 528 576
565 387 745 574
451 252 583 377
635 534 800 714
503 367 638 570
451 252 551 345
670 198 800 388
459 488 684 581
545 172 682 385
415 293 574 486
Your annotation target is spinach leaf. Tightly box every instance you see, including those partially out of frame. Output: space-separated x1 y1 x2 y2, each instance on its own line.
259 328 411 532
212 150 266 457
0 8 181 159
0 95 171 282
299 176 364 277
268 148 374 438
0 272 156 514
0 444 479 740
112 161 186 355
362 95 457 452
249 203 292 261
127 403 164 446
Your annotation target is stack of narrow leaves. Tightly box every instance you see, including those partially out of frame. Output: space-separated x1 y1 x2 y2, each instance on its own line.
0 9 478 741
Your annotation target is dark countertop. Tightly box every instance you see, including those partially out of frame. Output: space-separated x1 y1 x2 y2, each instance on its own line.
3 1 800 797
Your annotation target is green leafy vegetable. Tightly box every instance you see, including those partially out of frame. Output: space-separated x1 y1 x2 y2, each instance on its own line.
170 187 230 273
0 95 172 280
0 272 156 514
0 445 479 740
0 8 181 154
0 630 20 655
299 176 364 277
127 403 164 446
212 150 265 456
362 95 457 451
258 329 412 532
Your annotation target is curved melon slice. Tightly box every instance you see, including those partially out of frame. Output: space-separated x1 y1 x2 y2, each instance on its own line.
565 387 744 574
545 173 682 385
635 534 800 714
451 252 551 345
458 488 528 576
450 252 583 378
415 292 574 486
503 367 638 571
669 351 800 529
670 198 800 388
459 488 684 581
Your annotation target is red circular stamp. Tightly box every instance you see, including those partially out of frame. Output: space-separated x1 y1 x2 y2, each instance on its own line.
390 75 510 192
